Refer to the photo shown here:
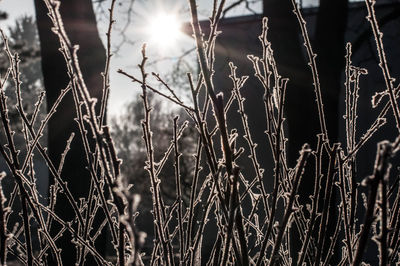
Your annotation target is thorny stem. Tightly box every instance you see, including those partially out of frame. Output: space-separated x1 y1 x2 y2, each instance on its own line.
187 74 225 263
221 167 240 265
78 178 95 266
338 153 354 264
345 43 353 154
1 48 34 266
291 0 329 141
70 84 118 243
249 17 315 264
188 1 250 264
139 45 174 266
189 72 228 226
184 136 202 262
117 70 195 112
315 143 340 265
270 145 311 266
99 0 117 127
364 0 400 134
70 85 119 262
322 205 343 266
36 203 111 265
184 75 202 259
0 32 62 265
389 173 400 262
297 134 325 265
173 117 185 264
352 141 392 266
377 166 388 266
21 84 71 173
229 61 270 222
42 2 138 265
0 173 7 266
344 45 367 247
258 13 315 248
256 79 288 266
188 0 233 174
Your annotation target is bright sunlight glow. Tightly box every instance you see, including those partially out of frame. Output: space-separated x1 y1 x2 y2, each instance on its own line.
147 13 182 49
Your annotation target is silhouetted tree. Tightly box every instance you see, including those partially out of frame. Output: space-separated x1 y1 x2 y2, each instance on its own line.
34 0 106 263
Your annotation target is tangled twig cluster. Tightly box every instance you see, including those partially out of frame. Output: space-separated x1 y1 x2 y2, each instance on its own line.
0 0 400 265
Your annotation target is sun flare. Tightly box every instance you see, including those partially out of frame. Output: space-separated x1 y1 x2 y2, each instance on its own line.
147 13 182 49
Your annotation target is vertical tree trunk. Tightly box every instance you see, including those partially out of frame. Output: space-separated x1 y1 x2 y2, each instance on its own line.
315 0 348 144
34 0 106 263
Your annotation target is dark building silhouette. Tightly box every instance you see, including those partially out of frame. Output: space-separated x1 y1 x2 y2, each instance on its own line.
183 1 400 263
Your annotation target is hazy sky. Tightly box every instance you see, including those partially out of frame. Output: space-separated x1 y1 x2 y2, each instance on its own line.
0 0 264 117
0 0 329 117
0 0 368 117
0 0 35 21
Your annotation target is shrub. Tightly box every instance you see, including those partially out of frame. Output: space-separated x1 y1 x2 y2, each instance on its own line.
0 0 400 265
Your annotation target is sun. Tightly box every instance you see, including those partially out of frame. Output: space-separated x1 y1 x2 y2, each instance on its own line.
147 13 182 49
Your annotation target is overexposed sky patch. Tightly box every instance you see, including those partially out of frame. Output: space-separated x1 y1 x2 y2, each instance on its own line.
1 0 353 117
